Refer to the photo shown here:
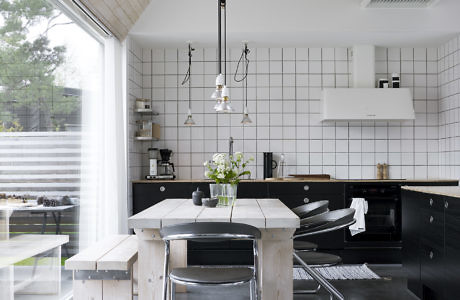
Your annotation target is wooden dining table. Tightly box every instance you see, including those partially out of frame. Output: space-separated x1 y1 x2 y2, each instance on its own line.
128 198 300 300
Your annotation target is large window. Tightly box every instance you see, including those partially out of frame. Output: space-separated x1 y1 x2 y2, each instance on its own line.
0 0 104 298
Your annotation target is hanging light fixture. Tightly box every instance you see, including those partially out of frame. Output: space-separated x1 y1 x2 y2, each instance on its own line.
182 43 196 125
212 0 233 113
234 42 252 124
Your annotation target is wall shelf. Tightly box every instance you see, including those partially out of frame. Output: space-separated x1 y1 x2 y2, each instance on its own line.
135 136 159 141
134 108 159 115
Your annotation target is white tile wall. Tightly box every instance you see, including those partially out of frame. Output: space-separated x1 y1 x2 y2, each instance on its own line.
127 46 442 180
438 35 460 180
127 38 144 214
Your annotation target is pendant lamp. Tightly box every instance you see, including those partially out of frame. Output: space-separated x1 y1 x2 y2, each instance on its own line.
182 43 195 125
212 0 233 113
234 42 252 124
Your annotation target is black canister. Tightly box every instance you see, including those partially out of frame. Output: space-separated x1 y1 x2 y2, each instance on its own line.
263 152 278 179
192 187 204 206
392 73 400 88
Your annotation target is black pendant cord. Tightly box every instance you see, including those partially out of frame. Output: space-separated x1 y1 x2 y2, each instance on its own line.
223 0 227 85
234 45 250 106
217 0 221 75
234 45 249 83
245 64 248 107
181 44 194 109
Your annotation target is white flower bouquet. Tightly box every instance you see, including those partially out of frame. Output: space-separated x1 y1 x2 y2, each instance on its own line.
204 152 253 206
204 152 253 185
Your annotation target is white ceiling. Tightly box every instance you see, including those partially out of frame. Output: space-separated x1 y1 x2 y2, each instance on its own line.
130 0 460 48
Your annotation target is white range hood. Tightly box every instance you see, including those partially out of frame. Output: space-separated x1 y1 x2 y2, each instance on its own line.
321 45 415 122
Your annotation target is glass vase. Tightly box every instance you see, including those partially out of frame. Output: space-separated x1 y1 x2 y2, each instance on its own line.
209 183 238 206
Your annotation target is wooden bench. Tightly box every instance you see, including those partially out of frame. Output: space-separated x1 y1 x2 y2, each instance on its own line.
65 234 138 300
0 234 69 300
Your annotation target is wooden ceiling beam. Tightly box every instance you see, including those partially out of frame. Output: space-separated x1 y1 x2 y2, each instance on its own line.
77 0 151 40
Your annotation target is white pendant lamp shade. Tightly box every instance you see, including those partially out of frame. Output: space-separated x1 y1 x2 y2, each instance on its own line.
215 73 224 86
215 85 232 113
215 99 233 113
184 108 195 126
241 106 252 124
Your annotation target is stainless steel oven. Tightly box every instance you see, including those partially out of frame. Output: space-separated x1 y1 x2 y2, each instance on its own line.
345 184 401 245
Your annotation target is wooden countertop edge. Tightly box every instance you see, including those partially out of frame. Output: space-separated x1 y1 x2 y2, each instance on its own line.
402 186 460 198
132 179 459 184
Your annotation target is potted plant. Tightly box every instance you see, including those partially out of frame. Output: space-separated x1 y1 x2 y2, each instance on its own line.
204 152 253 206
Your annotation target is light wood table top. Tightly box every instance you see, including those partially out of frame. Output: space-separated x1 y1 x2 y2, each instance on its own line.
128 198 300 229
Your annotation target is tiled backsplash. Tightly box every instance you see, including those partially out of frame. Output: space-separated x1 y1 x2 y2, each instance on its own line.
127 42 444 180
438 35 460 179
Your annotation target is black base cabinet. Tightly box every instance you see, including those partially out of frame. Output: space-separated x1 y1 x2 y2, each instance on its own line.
402 190 460 300
133 180 457 266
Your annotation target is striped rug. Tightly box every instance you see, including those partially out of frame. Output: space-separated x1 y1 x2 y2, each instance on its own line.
294 264 381 280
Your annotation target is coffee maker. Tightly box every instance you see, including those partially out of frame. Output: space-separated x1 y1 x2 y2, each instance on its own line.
146 149 175 180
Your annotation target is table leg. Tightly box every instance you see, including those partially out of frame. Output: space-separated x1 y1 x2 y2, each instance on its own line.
258 228 295 300
0 210 11 240
52 212 70 257
134 229 187 300
0 266 14 300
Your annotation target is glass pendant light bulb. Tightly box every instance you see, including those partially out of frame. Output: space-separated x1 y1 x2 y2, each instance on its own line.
241 106 252 124
221 86 230 100
184 108 195 126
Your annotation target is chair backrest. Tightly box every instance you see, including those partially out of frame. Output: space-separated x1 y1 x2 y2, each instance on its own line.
160 222 261 242
291 200 329 218
295 208 356 237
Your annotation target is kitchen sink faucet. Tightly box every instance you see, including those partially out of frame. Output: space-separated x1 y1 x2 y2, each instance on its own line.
229 137 233 157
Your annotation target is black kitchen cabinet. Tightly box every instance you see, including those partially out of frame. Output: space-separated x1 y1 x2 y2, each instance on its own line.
267 182 345 249
402 190 460 300
133 182 194 213
419 194 444 300
133 180 458 266
402 190 422 298
444 196 460 298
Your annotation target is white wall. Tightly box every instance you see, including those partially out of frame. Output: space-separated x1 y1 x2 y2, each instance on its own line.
438 35 460 180
128 46 441 180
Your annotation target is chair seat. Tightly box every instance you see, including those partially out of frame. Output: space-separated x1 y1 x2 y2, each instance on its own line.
293 240 318 251
293 251 342 267
169 267 253 284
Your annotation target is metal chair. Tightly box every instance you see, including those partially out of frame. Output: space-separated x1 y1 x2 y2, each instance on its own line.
292 200 329 218
293 208 356 300
292 200 329 252
160 222 261 300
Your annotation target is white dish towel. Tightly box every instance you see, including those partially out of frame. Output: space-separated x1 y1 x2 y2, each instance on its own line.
349 198 368 236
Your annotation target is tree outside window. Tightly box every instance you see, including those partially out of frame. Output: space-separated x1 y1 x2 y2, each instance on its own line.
0 0 81 132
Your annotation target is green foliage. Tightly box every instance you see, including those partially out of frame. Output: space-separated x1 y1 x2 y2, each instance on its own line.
0 0 78 131
0 119 22 131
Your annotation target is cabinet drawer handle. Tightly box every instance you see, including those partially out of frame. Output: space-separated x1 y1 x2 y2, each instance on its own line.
445 201 449 209
304 198 310 203
304 185 310 191
429 251 434 259
429 198 433 206
160 186 166 192
429 216 434 223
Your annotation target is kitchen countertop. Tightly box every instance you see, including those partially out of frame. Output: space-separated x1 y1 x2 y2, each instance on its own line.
402 186 460 198
133 179 459 184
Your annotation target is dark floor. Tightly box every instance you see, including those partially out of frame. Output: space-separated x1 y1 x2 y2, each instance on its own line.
174 265 419 300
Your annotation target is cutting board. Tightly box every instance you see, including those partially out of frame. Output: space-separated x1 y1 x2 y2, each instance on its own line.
287 174 331 180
